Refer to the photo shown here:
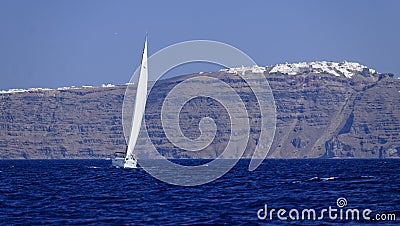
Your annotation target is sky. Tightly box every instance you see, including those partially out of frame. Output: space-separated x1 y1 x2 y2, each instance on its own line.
0 0 399 90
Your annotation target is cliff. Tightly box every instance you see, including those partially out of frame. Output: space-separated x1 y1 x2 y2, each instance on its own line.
1 62 399 159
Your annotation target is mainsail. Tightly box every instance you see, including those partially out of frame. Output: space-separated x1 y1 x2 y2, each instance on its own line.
125 38 148 164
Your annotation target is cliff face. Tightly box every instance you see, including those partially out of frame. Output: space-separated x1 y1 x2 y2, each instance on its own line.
266 72 400 158
0 86 127 159
1 65 399 159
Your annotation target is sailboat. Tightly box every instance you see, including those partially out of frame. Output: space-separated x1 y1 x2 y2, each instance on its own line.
112 37 148 168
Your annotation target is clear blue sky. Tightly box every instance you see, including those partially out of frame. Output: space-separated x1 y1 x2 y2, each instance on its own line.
1 0 399 90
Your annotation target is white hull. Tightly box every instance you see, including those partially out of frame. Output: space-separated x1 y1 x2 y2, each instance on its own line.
124 158 138 168
112 156 138 168
112 156 125 168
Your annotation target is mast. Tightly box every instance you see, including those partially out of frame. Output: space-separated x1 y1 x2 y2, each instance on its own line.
126 37 148 160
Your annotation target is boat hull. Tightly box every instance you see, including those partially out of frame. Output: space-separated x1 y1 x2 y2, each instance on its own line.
112 156 138 169
112 157 125 168
124 158 138 168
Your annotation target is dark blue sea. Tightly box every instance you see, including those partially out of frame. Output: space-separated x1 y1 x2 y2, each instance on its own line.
0 159 399 225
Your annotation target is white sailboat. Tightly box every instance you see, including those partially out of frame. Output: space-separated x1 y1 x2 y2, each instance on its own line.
112 37 148 168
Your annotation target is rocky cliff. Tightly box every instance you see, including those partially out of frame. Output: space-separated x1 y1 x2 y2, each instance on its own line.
1 62 399 159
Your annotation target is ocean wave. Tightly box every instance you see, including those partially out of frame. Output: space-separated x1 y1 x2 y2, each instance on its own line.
87 166 101 169
306 176 339 182
360 175 374 178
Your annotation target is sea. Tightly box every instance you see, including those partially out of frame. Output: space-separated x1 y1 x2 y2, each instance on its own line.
0 159 399 225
